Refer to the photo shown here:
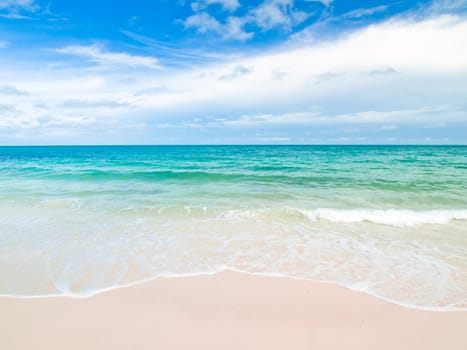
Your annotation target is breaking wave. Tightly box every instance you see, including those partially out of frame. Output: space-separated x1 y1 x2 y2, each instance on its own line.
295 208 467 227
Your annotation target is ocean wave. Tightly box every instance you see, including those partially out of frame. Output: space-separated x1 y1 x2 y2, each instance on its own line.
38 169 344 186
295 208 467 227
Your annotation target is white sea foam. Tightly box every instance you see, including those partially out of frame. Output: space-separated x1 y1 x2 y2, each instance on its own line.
2 267 465 311
1 202 466 310
296 208 467 227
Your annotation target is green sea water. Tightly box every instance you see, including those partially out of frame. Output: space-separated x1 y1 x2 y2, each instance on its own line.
0 145 466 309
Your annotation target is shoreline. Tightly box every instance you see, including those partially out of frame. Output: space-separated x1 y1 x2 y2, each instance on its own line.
2 270 466 350
1 268 465 312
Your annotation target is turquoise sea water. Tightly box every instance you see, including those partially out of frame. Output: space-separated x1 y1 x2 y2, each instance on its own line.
0 145 466 309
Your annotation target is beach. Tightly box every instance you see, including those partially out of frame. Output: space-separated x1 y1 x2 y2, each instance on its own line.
1 270 466 350
1 146 466 308
2 0 467 347
1 146 466 349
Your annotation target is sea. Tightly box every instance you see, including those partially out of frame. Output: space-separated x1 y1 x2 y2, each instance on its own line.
0 145 466 310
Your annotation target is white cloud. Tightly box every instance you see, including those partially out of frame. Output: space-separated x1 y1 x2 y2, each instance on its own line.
0 0 34 9
379 125 398 131
251 0 309 30
252 0 293 30
223 16 254 40
0 12 32 18
304 0 332 6
0 0 37 18
343 5 389 19
219 64 253 80
0 85 28 95
223 106 465 126
1 14 467 143
184 0 317 40
167 15 467 111
184 13 253 40
184 13 222 33
428 0 467 13
365 67 399 76
191 0 240 12
56 45 159 69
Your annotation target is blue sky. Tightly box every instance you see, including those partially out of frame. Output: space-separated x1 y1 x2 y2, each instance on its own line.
0 0 466 144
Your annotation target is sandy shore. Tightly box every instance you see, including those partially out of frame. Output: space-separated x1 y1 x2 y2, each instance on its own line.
1 270 466 350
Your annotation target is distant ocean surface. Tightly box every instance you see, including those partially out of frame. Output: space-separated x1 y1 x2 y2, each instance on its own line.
1 145 466 309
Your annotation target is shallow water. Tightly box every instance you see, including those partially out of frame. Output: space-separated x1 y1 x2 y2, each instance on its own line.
0 145 466 309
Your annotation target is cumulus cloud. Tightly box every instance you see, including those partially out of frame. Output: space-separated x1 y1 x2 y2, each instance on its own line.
56 45 159 69
184 0 317 40
184 12 222 33
251 0 309 31
128 14 467 136
184 13 253 40
1 14 467 143
222 16 254 40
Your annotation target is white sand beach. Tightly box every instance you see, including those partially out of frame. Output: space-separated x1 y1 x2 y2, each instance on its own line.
1 270 466 350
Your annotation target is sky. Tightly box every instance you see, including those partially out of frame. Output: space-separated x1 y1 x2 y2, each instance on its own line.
0 0 466 145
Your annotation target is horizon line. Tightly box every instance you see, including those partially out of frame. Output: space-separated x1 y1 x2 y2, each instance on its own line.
1 144 466 147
